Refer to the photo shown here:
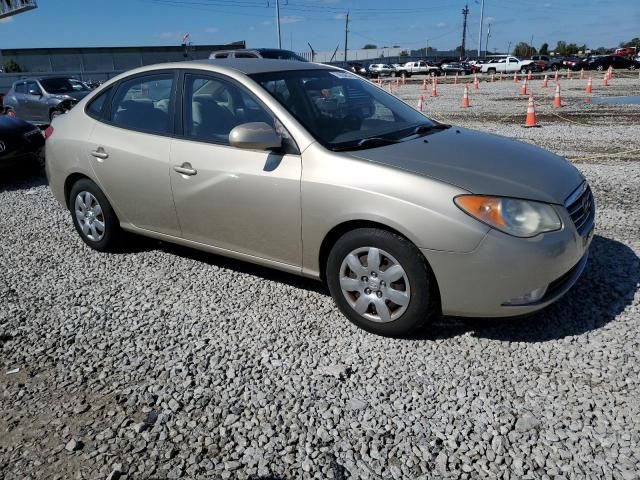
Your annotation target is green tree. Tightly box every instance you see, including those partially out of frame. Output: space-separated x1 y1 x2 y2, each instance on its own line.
454 45 464 53
363 44 378 50
619 37 640 48
513 42 536 57
539 43 549 55
2 59 23 73
416 46 436 55
399 50 409 57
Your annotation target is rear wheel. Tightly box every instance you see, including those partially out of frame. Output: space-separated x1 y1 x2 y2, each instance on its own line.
69 178 121 252
487 68 496 75
326 228 438 337
596 64 604 71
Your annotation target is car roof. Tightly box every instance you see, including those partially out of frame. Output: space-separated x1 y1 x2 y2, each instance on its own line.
188 58 332 74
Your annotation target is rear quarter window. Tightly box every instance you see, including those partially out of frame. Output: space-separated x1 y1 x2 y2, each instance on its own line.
86 87 113 120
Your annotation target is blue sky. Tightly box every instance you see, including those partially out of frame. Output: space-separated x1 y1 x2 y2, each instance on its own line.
0 0 638 53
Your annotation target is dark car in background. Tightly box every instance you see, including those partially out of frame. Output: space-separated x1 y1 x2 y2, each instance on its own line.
440 62 472 75
563 57 588 71
0 114 45 169
3 77 92 124
585 55 639 71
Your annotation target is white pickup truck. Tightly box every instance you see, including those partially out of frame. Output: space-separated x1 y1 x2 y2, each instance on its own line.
480 56 537 74
395 61 441 77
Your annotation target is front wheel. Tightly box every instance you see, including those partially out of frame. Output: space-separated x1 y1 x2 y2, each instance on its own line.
326 228 438 337
596 64 604 71
69 178 121 252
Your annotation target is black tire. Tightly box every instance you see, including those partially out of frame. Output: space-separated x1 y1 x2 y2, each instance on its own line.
69 178 121 252
326 228 438 337
596 64 604 71
551 64 558 71
487 68 496 75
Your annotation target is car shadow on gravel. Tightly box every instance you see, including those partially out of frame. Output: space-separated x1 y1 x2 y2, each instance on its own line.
423 235 639 342
0 164 47 192
154 242 330 295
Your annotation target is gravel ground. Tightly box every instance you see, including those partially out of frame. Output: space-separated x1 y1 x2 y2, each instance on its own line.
1 74 640 480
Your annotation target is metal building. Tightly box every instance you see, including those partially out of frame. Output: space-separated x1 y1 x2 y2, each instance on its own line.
0 42 245 91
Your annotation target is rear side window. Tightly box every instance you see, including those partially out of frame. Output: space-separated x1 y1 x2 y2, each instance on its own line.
110 74 174 135
214 53 229 58
236 52 259 58
86 87 112 120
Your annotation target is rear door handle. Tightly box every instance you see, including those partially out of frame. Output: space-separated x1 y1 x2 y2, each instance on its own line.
173 162 197 176
91 147 109 160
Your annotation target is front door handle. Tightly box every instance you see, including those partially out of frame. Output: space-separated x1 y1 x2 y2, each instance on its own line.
91 147 109 160
174 162 197 176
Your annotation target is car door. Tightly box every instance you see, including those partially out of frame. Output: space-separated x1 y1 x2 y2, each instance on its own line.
10 82 27 117
169 71 302 267
24 81 44 122
86 72 181 237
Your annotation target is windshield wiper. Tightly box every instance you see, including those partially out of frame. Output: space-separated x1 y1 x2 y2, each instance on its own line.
332 136 402 152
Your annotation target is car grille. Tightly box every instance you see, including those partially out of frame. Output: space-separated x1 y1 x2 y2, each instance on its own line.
565 182 595 236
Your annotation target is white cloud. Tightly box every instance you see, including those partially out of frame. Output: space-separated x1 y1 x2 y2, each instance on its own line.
205 27 218 33
0 17 14 23
159 31 180 39
280 15 303 24
436 22 446 28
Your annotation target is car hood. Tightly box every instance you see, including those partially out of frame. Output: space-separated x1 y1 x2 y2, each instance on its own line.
346 127 584 204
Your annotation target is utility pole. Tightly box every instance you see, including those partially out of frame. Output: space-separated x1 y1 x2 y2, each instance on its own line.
477 0 485 58
507 41 512 55
485 23 491 57
461 4 469 60
344 12 349 62
276 0 282 48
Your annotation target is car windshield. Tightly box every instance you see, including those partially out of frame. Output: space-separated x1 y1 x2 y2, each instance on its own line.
250 69 437 151
40 78 89 94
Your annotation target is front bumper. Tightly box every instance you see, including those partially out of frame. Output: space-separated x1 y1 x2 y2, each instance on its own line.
423 206 594 317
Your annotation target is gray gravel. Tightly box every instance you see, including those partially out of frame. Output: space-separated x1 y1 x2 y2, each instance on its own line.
1 74 640 479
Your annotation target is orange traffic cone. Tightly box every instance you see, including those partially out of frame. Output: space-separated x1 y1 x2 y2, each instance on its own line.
524 93 539 127
431 79 438 97
473 74 479 90
608 66 613 80
586 76 593 93
520 78 528 96
603 73 609 86
513 71 518 83
388 82 393 94
417 95 424 111
553 83 562 108
499 71 504 81
421 78 427 91
542 74 549 87
461 85 470 107
454 72 459 84
527 70 532 80
491 73 495 82
584 95 590 104
580 68 584 80
401 73 406 85
554 70 559 83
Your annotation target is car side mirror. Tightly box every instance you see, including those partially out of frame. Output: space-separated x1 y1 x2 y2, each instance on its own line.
229 122 282 151
28 89 42 96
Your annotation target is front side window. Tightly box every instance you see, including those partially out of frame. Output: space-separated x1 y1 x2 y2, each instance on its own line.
183 74 274 144
251 69 436 151
110 74 174 134
26 81 41 95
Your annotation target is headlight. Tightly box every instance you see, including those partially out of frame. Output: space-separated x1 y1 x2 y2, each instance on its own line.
455 195 562 238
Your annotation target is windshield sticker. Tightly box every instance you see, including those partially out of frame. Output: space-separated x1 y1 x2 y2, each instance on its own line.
329 71 358 79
